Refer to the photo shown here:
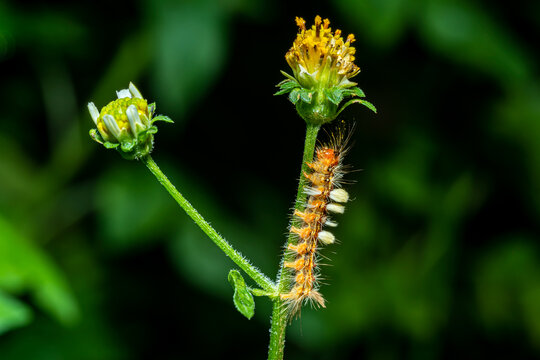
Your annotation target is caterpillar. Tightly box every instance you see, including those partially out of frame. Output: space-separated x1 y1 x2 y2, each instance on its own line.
281 129 351 317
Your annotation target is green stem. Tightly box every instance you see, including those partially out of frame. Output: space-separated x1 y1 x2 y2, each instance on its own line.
267 124 320 360
141 155 275 294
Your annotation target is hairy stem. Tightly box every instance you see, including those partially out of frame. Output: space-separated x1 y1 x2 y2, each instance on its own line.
141 155 275 293
267 124 321 360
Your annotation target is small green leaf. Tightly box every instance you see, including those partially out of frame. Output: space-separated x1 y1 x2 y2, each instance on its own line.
0 216 79 327
136 129 155 145
280 80 300 90
276 79 288 87
346 87 366 98
146 126 158 135
358 99 377 113
325 88 344 105
148 102 156 116
336 99 378 117
228 270 255 320
280 70 297 82
299 89 313 104
89 129 104 144
0 290 32 335
120 140 135 152
274 88 292 96
275 79 300 96
289 88 301 104
152 115 174 124
103 141 119 149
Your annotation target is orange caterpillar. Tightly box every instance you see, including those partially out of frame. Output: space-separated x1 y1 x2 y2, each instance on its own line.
281 132 350 317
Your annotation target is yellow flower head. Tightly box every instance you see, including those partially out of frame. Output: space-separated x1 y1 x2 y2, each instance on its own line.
286 16 360 89
276 16 375 125
89 83 150 143
88 83 172 160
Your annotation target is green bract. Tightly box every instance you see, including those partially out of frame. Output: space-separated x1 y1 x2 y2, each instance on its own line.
276 72 377 125
88 82 173 160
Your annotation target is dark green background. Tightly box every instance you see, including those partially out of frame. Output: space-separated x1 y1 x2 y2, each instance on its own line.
0 0 539 358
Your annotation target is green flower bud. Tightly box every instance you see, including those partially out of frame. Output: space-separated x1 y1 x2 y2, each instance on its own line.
88 82 172 160
275 16 376 125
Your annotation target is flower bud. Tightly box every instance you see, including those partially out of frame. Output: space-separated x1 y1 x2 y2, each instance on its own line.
88 82 172 160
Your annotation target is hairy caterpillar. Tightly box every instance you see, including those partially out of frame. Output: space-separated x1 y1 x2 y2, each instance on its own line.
281 129 351 317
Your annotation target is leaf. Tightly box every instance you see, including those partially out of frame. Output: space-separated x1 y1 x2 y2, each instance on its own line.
276 79 300 89
299 89 313 104
289 88 301 104
337 98 378 117
420 0 531 84
147 126 158 135
0 215 79 327
348 87 366 98
275 78 300 96
150 0 228 119
228 270 255 319
95 164 178 251
335 0 410 47
151 115 174 124
89 129 104 144
0 290 32 335
274 88 292 96
325 88 344 105
280 70 297 82
358 99 378 113
280 80 300 91
103 141 119 149
148 102 156 117
276 79 288 87
120 140 135 152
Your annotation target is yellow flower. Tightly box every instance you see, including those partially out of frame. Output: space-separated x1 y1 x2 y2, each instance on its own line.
88 83 150 144
88 83 172 160
286 16 360 89
276 16 375 125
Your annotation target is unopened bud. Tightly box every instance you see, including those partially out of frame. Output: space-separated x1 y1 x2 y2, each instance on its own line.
88 82 173 160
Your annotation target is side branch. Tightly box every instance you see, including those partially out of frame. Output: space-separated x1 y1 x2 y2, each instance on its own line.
141 155 276 294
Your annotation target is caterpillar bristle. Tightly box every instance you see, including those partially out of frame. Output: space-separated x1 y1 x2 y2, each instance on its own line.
281 126 353 319
325 219 338 227
330 188 349 203
327 203 345 214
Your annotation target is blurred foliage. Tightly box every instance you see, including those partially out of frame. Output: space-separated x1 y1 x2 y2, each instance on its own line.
0 216 78 332
0 0 538 359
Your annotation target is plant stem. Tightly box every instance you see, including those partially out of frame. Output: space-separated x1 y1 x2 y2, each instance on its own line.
267 124 320 360
141 155 275 294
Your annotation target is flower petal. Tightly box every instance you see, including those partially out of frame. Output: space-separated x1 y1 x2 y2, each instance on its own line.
129 82 143 99
102 114 122 140
116 89 132 99
126 105 143 136
87 102 100 125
